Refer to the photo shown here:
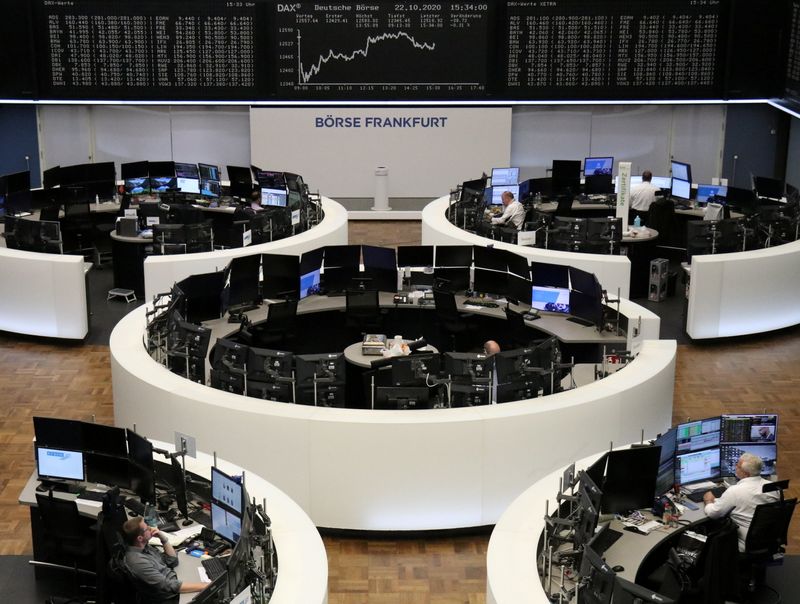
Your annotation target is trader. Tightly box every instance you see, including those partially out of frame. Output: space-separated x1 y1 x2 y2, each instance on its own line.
702 453 780 551
629 170 660 216
122 516 208 603
491 191 526 231
483 340 501 356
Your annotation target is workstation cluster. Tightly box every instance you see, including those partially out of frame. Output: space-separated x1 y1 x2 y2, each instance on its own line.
491 413 786 604
27 416 278 604
140 241 627 410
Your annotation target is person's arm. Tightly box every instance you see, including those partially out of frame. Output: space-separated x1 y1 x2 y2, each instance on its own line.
703 489 736 519
181 582 210 593
492 203 513 225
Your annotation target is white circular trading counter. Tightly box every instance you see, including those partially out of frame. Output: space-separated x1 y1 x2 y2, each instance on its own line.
111 302 676 531
686 238 800 339
143 196 348 300
421 196 632 299
152 440 328 604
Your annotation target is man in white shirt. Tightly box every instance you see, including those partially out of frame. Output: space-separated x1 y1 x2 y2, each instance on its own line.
629 171 661 213
703 453 780 551
491 191 526 231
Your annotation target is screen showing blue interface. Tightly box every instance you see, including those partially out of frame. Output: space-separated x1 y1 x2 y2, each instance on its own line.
491 184 520 205
584 157 613 175
176 177 200 195
676 448 720 485
671 178 691 200
211 501 242 543
125 177 150 194
671 161 690 181
37 446 84 481
174 163 199 179
720 444 777 477
695 184 728 203
676 417 720 452
211 467 242 514
491 167 519 187
151 176 175 193
531 286 570 313
201 179 221 198
300 269 321 299
261 187 287 207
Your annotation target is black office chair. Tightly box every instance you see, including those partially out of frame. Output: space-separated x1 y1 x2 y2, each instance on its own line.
61 200 98 261
345 289 382 335
647 197 675 247
740 493 797 602
96 491 136 604
39 204 61 222
554 195 573 217
433 288 469 352
33 492 97 591
504 307 530 348
252 299 298 348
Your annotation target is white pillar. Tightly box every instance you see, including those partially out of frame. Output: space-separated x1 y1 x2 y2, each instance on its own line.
372 166 390 211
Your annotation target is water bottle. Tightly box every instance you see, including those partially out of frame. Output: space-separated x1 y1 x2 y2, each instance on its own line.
633 215 641 228
143 502 159 528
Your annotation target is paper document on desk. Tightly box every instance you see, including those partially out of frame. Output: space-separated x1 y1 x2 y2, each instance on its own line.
198 567 212 583
75 497 103 508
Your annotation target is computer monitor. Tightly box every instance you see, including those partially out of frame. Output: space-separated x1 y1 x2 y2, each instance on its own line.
397 245 433 267
753 175 785 200
390 353 441 387
578 544 615 604
472 246 510 272
671 160 692 183
569 266 600 295
676 447 721 486
531 286 570 314
120 161 148 180
584 157 613 176
613 576 675 604
211 501 242 544
720 414 777 444
299 267 321 299
126 430 154 470
720 443 777 477
261 253 300 299
584 174 614 195
496 378 540 403
36 446 85 483
375 386 430 410
601 446 660 514
362 245 398 292
295 353 345 387
226 165 254 198
494 347 547 384
473 268 508 297
124 177 151 195
671 178 691 200
85 453 131 490
151 177 176 194
212 466 243 515
435 245 472 267
676 416 721 453
573 500 599 549
33 416 84 450
443 352 492 382
246 347 293 383
491 167 520 187
449 382 491 407
490 185 519 205
256 170 286 189
507 274 533 306
531 261 569 288
198 163 219 181
696 184 728 204
654 428 677 496
200 178 221 198
570 290 603 328
551 160 581 194
324 244 360 269
432 267 470 292
260 187 287 207
42 166 60 189
82 423 128 457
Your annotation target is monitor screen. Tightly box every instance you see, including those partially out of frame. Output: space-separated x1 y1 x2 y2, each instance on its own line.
121 161 149 180
720 414 777 444
491 167 520 186
753 175 785 199
324 244 360 268
676 416 721 453
397 245 433 267
435 245 472 267
578 544 615 604
531 261 569 288
671 161 692 183
671 178 691 200
126 430 154 470
551 160 582 193
174 162 199 179
256 170 286 188
82 423 128 457
299 268 321 299
212 466 243 514
570 290 603 327
85 453 131 489
531 286 570 313
507 274 533 306
211 501 242 543
490 185 520 205
696 184 728 203
200 178 221 198
676 447 721 485
176 177 200 194
150 176 176 193
473 268 508 297
615 175 671 192
33 416 84 450
601 446 660 514
261 253 300 299
148 161 175 178
569 266 600 295
260 187 287 207
37 446 85 482
584 157 613 176
226 165 254 198
198 163 220 181
720 444 777 477
124 177 150 195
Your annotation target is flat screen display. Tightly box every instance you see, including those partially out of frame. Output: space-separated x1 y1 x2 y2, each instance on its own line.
211 466 243 514
300 269 321 299
211 501 242 543
174 162 199 179
696 184 728 203
176 177 200 194
671 161 691 182
671 178 691 200
491 167 520 186
584 157 613 175
490 185 520 205
260 187 287 207
37 446 85 481
676 416 721 453
199 164 220 181
200 179 221 198
531 286 570 313
720 444 777 477
676 448 720 485
124 177 150 195
721 414 777 444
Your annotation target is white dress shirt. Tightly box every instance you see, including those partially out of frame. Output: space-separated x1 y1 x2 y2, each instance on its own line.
629 181 661 212
703 475 780 551
491 200 526 230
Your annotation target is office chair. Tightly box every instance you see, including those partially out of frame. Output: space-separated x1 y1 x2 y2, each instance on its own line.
554 195 573 217
740 494 797 602
433 288 469 352
61 200 97 261
95 492 136 604
252 299 298 348
33 492 97 590
39 203 61 222
647 197 676 247
345 288 383 335
504 307 530 348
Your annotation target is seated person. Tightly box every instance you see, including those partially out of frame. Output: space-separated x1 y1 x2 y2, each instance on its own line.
122 516 208 603
491 191 526 231
703 453 780 552
629 170 660 225
233 186 263 221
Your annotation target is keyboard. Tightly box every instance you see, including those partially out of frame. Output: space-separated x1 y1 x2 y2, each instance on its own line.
464 299 499 308
190 508 212 529
686 485 726 503
201 556 228 581
591 527 623 555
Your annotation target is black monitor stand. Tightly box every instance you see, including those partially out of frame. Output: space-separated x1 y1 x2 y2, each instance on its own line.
36 479 81 495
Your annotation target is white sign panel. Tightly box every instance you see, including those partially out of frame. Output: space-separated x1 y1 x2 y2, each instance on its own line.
617 161 632 231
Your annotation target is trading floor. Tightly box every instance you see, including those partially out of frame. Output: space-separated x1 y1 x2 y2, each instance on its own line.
1 220 798 603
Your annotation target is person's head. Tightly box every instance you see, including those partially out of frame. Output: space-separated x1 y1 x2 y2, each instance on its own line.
642 170 653 182
249 186 262 208
501 191 514 206
122 516 151 548
484 340 501 356
736 453 763 479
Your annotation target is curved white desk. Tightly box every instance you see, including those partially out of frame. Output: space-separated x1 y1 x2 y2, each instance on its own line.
686 239 800 338
0 245 89 339
421 196 633 299
143 197 348 300
111 301 675 531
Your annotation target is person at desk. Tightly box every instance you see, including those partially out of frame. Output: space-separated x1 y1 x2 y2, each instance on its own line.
232 186 263 221
483 340 501 356
122 516 208 603
630 171 660 222
702 453 780 551
491 191 526 231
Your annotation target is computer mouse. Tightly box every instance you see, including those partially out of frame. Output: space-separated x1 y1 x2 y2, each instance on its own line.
612 565 625 573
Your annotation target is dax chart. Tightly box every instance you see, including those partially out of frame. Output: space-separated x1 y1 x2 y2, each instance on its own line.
274 1 492 98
